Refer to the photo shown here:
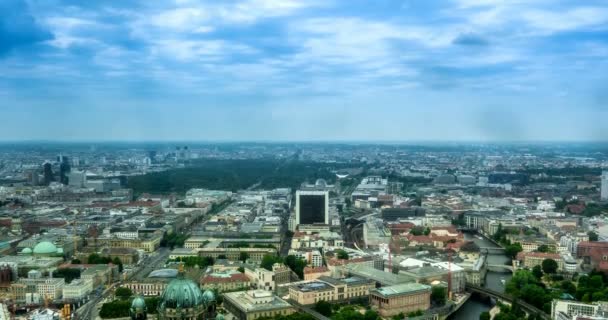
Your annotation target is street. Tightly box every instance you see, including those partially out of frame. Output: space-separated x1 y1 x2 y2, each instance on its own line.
73 247 171 319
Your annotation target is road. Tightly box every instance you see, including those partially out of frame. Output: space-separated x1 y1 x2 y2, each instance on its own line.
74 247 171 320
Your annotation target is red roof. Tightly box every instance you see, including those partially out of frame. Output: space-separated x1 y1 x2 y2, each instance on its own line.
201 273 250 284
304 266 329 274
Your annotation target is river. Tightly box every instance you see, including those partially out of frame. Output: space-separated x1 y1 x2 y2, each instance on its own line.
448 233 512 320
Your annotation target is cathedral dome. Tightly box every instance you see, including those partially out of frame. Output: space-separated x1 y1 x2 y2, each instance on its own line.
33 241 58 255
159 277 204 309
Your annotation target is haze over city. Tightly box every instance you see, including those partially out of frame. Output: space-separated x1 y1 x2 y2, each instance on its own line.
1 0 608 141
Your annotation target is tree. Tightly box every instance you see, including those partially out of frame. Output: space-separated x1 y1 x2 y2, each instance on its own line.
560 280 576 295
71 258 81 264
410 226 425 236
537 244 549 253
314 300 332 317
363 309 379 320
217 254 227 259
588 231 599 242
336 249 349 260
479 311 491 320
431 286 447 306
261 254 282 271
284 255 307 279
237 266 245 273
239 252 250 262
285 230 294 238
112 257 124 272
423 227 431 236
52 268 81 283
505 243 523 259
115 287 133 300
406 310 422 318
542 258 558 274
532 265 543 279
391 312 406 320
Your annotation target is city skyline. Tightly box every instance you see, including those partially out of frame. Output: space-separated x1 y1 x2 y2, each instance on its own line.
1 0 607 141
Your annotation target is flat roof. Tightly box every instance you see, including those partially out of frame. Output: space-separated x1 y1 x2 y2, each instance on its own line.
224 291 293 312
372 283 431 298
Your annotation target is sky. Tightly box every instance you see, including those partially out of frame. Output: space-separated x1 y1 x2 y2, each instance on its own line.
0 0 607 142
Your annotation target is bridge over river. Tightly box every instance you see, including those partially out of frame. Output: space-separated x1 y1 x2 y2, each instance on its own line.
466 284 550 320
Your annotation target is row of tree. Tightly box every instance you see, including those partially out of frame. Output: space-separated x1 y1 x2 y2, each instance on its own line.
260 254 307 279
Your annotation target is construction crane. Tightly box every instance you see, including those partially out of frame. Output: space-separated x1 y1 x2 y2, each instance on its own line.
72 210 79 260
447 250 453 300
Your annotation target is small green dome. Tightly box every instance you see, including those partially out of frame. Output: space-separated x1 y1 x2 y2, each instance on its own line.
57 248 64 254
21 248 32 254
33 241 58 254
203 290 215 303
159 277 204 309
131 295 147 310
216 314 225 320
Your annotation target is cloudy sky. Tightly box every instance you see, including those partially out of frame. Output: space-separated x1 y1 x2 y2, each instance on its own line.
1 0 607 141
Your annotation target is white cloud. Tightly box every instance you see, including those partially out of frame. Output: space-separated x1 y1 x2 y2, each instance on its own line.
521 7 608 34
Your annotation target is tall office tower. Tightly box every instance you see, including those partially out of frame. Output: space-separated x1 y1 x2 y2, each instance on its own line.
59 156 71 185
602 171 608 201
295 190 329 225
42 162 54 185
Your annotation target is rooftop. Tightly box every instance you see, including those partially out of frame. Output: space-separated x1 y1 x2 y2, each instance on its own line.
223 290 293 312
372 283 431 298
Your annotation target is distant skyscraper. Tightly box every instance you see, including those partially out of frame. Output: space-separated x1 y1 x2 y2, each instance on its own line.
43 162 54 185
59 156 71 185
602 171 608 201
295 190 329 225
26 169 39 186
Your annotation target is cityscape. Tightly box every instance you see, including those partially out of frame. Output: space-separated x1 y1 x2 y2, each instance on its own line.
0 142 607 320
2 0 608 320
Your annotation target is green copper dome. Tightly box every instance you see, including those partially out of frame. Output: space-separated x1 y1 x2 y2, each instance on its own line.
131 295 147 310
203 290 215 303
159 277 204 310
33 241 58 254
21 248 32 254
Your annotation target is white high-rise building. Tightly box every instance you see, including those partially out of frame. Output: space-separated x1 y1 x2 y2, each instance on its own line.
601 171 608 201
68 171 86 188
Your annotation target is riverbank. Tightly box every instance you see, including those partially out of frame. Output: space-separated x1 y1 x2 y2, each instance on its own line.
448 232 512 320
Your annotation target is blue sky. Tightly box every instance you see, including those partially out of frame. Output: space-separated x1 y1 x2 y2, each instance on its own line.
1 0 607 141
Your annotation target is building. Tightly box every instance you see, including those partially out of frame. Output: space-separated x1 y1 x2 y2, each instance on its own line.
288 249 323 267
80 265 114 287
288 276 374 305
184 237 210 249
43 162 54 185
303 266 331 281
245 263 291 291
296 190 329 225
514 252 564 272
602 171 608 201
223 290 295 320
201 270 251 292
552 300 600 320
577 242 608 272
62 279 93 301
124 281 169 296
130 295 148 320
68 171 86 188
91 234 162 253
197 247 277 263
157 269 216 320
369 283 431 317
